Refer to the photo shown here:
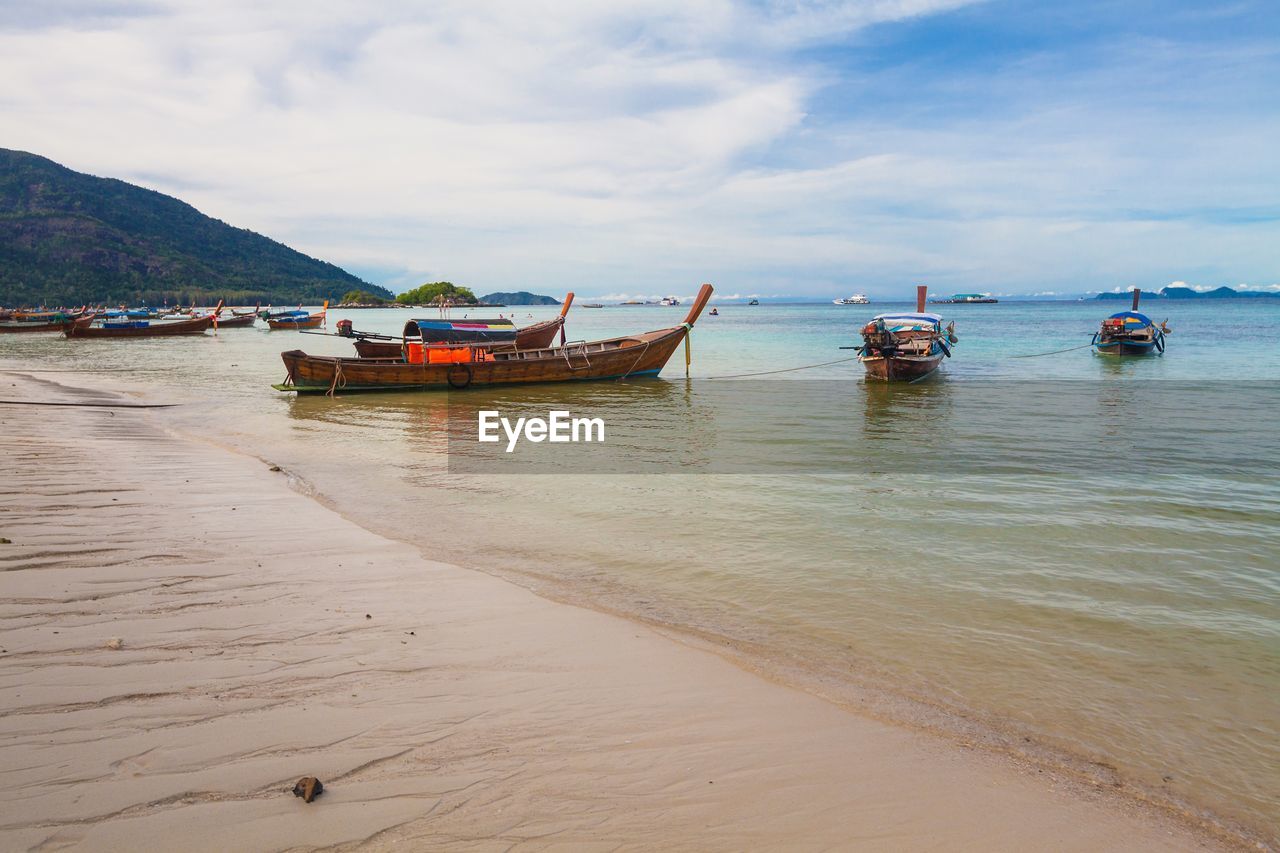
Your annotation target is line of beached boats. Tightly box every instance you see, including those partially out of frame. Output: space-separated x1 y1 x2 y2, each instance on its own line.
1 284 1172 393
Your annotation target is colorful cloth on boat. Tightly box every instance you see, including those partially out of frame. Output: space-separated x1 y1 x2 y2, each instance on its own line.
410 319 515 331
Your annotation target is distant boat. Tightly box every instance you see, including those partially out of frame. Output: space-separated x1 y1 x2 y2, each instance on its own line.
856 286 956 381
581 303 604 308
267 301 329 330
748 299 759 305
620 300 645 305
709 307 719 315
0 307 90 333
660 296 681 306
65 302 223 338
352 294 574 357
930 293 998 304
211 303 260 328
834 294 869 305
1093 290 1169 355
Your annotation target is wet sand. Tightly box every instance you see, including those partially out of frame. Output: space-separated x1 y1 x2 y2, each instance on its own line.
0 371 1231 851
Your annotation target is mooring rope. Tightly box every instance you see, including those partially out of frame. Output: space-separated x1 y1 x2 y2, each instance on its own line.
0 399 178 408
1010 342 1097 359
708 356 858 379
326 360 347 397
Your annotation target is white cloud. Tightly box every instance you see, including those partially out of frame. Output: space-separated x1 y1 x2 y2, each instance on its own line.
1 0 1278 298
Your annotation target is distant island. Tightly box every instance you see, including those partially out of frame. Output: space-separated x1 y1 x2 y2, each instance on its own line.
395 281 482 306
1096 285 1280 300
478 291 561 305
0 148 394 307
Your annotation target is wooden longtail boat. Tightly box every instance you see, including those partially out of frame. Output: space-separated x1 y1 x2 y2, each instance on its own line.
0 307 90 333
276 285 713 394
856 286 956 381
212 304 259 328
65 302 222 338
351 293 575 357
267 301 327 330
1093 290 1168 355
212 313 256 328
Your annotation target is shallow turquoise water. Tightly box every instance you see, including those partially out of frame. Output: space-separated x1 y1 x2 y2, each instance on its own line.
3 297 1278 839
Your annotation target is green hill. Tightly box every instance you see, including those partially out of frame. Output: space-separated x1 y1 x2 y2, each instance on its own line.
0 149 393 307
478 291 561 305
1096 285 1279 301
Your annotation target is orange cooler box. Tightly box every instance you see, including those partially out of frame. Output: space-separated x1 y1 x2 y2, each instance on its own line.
426 346 474 364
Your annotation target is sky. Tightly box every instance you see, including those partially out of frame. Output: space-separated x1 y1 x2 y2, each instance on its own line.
2 0 1278 300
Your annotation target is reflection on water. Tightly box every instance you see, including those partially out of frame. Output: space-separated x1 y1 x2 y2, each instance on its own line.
268 376 1280 839
3 300 1279 840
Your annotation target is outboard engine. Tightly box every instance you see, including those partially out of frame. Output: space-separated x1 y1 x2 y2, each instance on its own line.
336 318 353 337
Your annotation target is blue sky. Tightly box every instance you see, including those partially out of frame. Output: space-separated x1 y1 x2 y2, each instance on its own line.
1 0 1277 300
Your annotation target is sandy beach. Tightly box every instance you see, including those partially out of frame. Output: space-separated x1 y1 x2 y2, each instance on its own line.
0 369 1236 851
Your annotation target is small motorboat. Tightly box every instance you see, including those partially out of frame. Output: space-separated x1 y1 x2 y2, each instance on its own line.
834 294 869 305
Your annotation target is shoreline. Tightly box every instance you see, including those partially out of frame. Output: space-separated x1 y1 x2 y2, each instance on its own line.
0 369 1257 850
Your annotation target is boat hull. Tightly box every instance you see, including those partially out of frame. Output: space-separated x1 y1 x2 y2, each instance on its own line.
0 313 88 333
65 315 214 337
281 327 687 394
267 315 324 330
859 353 944 381
214 313 257 328
1094 339 1159 356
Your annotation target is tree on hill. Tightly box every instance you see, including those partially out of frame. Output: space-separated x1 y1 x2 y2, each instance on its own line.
395 281 477 305
341 289 389 304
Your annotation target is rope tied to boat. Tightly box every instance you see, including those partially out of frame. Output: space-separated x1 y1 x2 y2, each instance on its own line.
326 360 347 397
1011 341 1098 359
617 339 652 381
708 356 859 379
683 323 692 378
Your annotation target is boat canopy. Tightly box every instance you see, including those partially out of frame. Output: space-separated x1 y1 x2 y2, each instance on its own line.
404 318 516 336
1106 311 1154 327
873 312 942 329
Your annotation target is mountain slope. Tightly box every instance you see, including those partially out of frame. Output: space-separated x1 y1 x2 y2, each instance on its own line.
0 149 393 306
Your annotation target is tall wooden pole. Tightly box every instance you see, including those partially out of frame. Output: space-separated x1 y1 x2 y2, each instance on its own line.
917 285 927 313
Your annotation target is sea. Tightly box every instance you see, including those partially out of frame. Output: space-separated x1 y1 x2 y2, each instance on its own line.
4 297 1278 841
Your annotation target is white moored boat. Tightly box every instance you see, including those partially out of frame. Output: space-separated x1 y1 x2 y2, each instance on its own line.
834 294 869 305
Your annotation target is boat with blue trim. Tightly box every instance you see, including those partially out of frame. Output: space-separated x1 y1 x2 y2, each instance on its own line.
1093 290 1168 355
856 286 957 381
351 294 574 357
267 301 328 330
